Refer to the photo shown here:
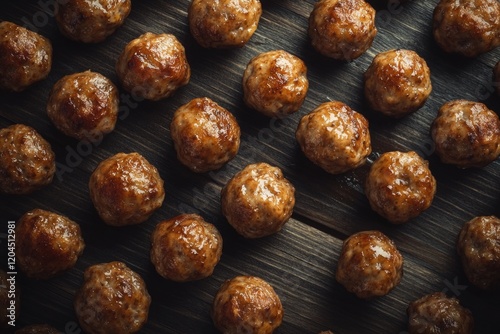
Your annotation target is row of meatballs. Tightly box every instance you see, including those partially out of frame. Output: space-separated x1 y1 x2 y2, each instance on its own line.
3 207 498 333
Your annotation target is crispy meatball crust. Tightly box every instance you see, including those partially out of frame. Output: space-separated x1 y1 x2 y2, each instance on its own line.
170 97 241 173
433 0 500 58
188 0 262 48
0 124 56 195
308 0 377 60
116 32 191 101
55 0 131 43
457 215 500 291
15 209 85 279
407 292 474 334
364 49 432 117
335 230 403 298
296 101 371 174
151 213 223 282
365 151 436 224
89 152 165 226
242 50 309 117
431 100 500 168
74 261 151 334
221 162 295 238
0 21 52 92
211 275 283 333
47 70 119 140
15 324 60 334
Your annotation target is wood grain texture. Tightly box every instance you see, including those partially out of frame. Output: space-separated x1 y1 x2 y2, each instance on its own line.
1 0 500 333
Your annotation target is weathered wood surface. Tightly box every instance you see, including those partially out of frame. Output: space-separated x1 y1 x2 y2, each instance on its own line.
1 0 500 333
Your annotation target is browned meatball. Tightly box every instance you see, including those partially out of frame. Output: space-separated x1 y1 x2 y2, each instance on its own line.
150 213 223 282
170 97 241 173
116 32 190 101
431 100 500 168
407 292 474 334
433 0 500 58
74 261 151 334
15 324 60 334
457 215 500 291
242 50 309 118
188 0 262 48
0 124 56 195
89 152 165 226
365 151 436 224
0 21 52 92
221 162 295 238
495 61 500 96
296 101 371 174
364 49 432 117
335 230 403 298
55 0 131 43
308 0 377 60
15 209 85 279
211 275 283 333
47 71 119 140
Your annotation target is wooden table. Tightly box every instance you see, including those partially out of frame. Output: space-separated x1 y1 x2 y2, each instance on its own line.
1 0 499 333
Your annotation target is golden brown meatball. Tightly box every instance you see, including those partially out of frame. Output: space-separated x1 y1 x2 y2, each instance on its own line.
495 61 500 96
365 151 436 224
55 0 131 43
188 0 262 48
433 0 500 58
170 97 241 173
242 50 309 118
364 49 432 117
89 152 165 226
15 208 85 279
15 324 60 334
0 124 56 195
221 162 295 238
308 0 377 60
116 32 190 101
74 261 151 334
407 292 474 334
0 21 52 92
457 215 500 291
150 213 223 282
211 275 283 333
47 70 119 140
431 100 500 168
335 230 403 299
296 101 371 174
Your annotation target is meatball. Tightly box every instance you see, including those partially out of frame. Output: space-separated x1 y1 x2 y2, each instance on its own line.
364 49 432 118
335 230 403 298
89 152 165 226
432 0 500 58
188 0 262 48
407 292 474 334
0 124 56 195
0 269 20 328
0 21 52 92
365 151 436 224
15 208 85 279
221 162 295 238
15 324 60 334
242 50 309 118
431 100 500 168
308 0 377 60
47 71 119 140
55 0 131 43
116 32 190 101
170 97 241 173
150 213 223 282
74 261 151 334
211 275 283 333
495 61 500 96
457 215 500 291
295 101 371 174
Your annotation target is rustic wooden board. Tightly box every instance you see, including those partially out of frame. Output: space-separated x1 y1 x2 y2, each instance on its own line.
1 0 500 333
